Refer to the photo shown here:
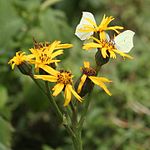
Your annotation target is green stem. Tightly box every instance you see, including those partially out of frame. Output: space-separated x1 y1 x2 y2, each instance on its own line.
72 129 83 150
30 75 47 95
70 101 78 127
31 76 75 139
71 95 92 150
44 81 76 138
45 81 63 121
45 81 78 139
70 101 83 150
78 94 92 131
45 82 75 134
96 65 101 74
31 75 63 122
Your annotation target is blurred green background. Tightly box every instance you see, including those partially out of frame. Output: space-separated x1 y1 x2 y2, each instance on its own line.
0 0 150 150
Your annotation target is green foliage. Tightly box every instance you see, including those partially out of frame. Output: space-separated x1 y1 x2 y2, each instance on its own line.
0 0 150 150
0 117 14 150
0 86 8 108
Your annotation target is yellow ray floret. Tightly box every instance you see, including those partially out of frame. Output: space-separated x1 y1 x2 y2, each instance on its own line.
98 15 123 33
77 61 112 96
83 36 133 59
28 40 73 71
34 66 82 106
8 51 33 69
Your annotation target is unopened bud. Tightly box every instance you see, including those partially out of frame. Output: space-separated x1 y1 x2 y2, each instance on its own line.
18 62 32 76
75 75 94 97
95 50 110 66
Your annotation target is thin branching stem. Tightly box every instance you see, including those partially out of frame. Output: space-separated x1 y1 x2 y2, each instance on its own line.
78 94 92 131
44 81 76 138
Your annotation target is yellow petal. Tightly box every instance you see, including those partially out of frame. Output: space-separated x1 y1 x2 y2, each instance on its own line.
50 59 61 63
64 84 72 106
69 85 83 102
12 64 15 70
107 26 124 33
48 41 59 53
113 49 133 59
51 50 63 59
39 65 59 76
29 48 35 53
83 61 90 68
56 43 73 50
77 74 87 93
122 54 133 59
101 48 108 58
99 14 106 26
83 43 102 50
100 31 107 40
34 75 57 82
98 14 123 34
89 76 112 96
26 54 35 60
109 50 117 59
105 16 114 26
52 83 64 96
99 15 114 28
90 36 101 44
96 77 112 83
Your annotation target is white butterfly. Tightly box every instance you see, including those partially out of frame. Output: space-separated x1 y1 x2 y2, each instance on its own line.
114 30 135 53
75 12 96 40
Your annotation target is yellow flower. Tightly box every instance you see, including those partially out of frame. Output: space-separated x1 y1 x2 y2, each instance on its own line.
34 65 82 106
8 51 31 69
97 14 123 39
77 61 112 96
75 12 123 40
29 40 73 71
83 33 133 59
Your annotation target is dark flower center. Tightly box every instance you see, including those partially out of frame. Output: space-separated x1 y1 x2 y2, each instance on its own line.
82 67 96 76
57 70 72 85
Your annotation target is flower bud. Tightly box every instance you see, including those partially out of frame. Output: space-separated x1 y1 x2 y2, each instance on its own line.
17 62 33 76
95 50 110 66
75 75 94 97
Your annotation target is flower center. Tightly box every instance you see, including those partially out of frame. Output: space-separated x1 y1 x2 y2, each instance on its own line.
82 67 96 76
39 53 51 63
101 40 115 51
57 70 72 85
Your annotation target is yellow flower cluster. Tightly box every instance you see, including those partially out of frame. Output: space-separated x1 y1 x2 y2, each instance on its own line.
9 12 135 106
8 40 82 106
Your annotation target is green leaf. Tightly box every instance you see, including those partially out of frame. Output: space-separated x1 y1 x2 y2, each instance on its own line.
0 86 8 108
0 0 24 49
0 143 11 150
0 117 14 148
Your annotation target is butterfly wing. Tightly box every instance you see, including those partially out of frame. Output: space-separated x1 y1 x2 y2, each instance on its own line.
75 12 96 40
114 30 135 53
